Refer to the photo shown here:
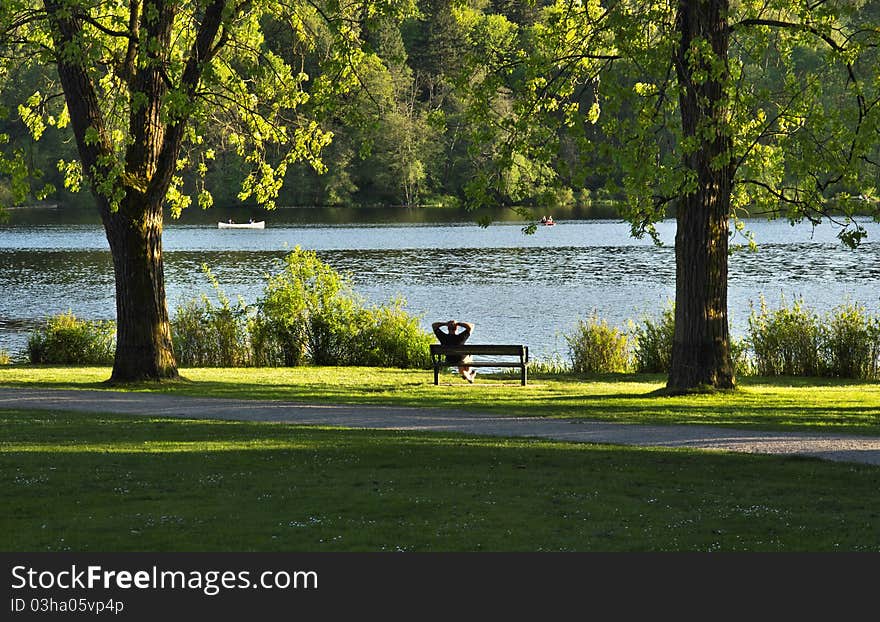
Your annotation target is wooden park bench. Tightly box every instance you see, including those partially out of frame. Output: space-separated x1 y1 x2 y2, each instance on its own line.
430 344 530 386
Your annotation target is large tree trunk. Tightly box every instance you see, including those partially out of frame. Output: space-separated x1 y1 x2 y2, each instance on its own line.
668 0 735 391
102 197 178 382
44 0 228 382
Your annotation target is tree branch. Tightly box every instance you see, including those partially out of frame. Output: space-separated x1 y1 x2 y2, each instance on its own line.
146 0 228 205
730 18 845 53
119 0 141 84
74 10 137 40
42 0 115 212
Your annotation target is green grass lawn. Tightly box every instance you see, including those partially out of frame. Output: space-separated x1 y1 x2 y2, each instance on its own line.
3 408 879 552
3 365 879 552
2 365 880 433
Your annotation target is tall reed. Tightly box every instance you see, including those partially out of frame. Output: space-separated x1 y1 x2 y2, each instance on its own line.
747 296 821 376
171 266 253 367
631 303 674 373
747 297 880 380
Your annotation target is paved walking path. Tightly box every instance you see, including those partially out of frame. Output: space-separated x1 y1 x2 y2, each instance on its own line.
2 387 880 466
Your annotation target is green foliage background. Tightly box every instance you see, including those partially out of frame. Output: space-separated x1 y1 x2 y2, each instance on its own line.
3 1 878 221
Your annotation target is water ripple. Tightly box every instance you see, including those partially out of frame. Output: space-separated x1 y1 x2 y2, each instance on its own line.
2 220 880 359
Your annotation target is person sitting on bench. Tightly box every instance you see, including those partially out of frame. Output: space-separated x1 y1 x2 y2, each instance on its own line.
432 320 476 383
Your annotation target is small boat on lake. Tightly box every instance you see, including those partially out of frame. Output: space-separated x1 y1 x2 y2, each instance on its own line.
218 220 265 229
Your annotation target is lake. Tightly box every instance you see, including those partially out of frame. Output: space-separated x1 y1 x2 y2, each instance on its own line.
2 207 879 362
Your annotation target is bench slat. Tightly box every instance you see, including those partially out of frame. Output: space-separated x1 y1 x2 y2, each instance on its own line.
430 345 526 357
458 361 525 367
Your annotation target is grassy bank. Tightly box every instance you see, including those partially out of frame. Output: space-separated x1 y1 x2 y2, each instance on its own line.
3 408 879 552
1 366 879 433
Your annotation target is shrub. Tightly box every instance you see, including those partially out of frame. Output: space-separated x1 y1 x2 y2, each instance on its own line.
345 299 433 369
527 351 571 375
0 349 10 365
256 247 359 366
171 266 252 367
730 337 754 377
254 247 433 368
172 298 216 367
747 296 821 376
566 313 631 374
631 303 675 373
247 313 287 367
821 303 880 380
26 311 115 364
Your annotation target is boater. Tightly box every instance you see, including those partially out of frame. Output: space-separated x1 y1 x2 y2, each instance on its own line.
432 320 476 383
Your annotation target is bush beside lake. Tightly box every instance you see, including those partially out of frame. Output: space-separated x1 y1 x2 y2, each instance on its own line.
563 299 880 380
172 248 432 369
20 249 433 370
25 311 114 365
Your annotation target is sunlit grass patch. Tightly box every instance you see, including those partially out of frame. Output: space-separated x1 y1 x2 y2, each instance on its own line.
2 409 879 552
1 365 879 433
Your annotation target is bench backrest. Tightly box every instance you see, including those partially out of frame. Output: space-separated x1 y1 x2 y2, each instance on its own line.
430 344 528 359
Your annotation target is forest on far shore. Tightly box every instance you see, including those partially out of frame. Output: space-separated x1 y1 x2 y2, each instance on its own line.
2 0 878 217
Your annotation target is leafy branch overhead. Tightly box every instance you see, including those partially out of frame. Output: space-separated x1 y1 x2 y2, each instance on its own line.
454 0 880 245
2 0 416 215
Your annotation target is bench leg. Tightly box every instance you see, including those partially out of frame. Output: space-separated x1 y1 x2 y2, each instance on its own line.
521 365 527 386
434 364 439 385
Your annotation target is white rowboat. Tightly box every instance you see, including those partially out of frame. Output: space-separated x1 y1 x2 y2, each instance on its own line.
218 221 265 229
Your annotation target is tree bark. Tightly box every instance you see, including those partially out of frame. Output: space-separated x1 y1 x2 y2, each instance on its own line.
668 0 735 391
103 198 178 381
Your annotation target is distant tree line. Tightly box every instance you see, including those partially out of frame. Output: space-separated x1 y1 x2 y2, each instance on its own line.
4 1 878 216
3 1 878 216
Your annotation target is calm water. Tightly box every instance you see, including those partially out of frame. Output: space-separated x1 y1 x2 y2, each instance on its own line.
2 208 879 361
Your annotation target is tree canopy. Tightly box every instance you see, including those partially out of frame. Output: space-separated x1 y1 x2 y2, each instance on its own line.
456 0 880 233
5 0 425 210
4 1 878 219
